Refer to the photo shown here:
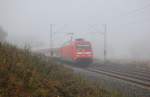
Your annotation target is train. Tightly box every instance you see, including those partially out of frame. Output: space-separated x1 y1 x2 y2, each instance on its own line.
53 38 93 65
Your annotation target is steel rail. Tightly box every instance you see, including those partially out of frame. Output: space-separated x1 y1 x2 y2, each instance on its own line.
87 68 150 90
92 67 150 82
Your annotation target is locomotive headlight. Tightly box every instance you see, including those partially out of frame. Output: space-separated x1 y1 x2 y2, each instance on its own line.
76 55 80 57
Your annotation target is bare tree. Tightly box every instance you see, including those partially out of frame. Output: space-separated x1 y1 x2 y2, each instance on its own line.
0 26 7 42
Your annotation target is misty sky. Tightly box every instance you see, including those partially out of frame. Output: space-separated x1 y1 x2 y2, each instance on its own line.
0 0 150 60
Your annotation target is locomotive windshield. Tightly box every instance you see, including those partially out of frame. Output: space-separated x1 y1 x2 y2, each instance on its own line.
76 44 91 50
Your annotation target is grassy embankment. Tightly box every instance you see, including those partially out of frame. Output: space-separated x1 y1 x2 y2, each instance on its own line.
0 42 125 97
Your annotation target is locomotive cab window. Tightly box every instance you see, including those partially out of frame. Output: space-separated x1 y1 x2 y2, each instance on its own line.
76 44 91 50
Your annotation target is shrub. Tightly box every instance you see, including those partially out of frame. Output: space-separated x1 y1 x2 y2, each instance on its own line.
0 43 125 97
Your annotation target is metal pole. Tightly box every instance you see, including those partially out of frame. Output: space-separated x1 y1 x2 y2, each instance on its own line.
70 33 74 42
50 24 53 56
68 32 74 42
104 24 107 64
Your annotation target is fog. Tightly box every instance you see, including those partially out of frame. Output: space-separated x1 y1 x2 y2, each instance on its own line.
0 0 150 61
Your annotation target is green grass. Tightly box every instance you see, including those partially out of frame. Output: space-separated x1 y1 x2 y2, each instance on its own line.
0 42 125 97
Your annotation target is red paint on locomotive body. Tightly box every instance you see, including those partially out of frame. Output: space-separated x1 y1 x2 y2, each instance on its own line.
60 39 93 64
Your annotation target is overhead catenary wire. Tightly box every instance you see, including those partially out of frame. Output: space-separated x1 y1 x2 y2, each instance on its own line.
88 3 150 32
121 3 150 16
108 2 150 24
114 17 150 28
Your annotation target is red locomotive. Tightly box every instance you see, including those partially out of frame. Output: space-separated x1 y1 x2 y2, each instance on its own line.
58 38 93 64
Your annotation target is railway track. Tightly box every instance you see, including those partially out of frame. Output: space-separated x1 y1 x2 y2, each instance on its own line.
93 67 150 82
56 59 150 90
51 58 150 97
87 67 150 90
